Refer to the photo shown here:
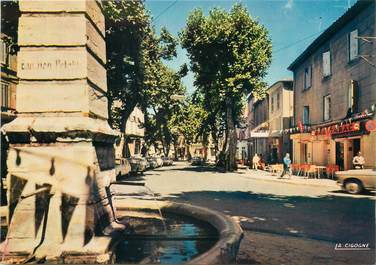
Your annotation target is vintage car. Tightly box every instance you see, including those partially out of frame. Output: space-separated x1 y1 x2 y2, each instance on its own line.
115 158 131 179
191 156 204 166
128 156 148 174
162 157 174 166
336 168 376 194
146 157 159 169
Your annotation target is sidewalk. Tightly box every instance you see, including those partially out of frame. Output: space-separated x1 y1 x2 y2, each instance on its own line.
240 168 338 188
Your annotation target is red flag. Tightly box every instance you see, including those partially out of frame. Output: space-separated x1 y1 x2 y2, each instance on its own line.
297 113 304 133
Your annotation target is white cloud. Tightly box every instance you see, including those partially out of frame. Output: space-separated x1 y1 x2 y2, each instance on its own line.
284 0 294 9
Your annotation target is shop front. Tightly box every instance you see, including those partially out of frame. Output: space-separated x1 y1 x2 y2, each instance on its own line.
291 114 376 170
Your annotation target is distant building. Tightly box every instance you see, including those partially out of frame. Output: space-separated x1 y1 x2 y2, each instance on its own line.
267 80 294 163
236 105 249 164
246 94 269 163
288 0 376 170
124 106 145 157
1 34 17 124
1 33 18 205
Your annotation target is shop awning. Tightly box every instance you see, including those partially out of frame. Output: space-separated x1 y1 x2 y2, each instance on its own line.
249 121 269 138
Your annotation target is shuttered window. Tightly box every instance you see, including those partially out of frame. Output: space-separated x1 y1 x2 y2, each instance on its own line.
1 82 11 109
0 40 9 65
323 95 331 121
322 51 331 77
349 29 358 61
347 80 359 113
304 65 312 90
303 106 310 125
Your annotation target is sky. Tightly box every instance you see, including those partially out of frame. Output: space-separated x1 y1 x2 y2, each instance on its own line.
145 0 355 93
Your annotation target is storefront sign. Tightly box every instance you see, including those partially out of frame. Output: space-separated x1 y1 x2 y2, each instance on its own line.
311 122 361 137
250 131 269 138
365 120 376 132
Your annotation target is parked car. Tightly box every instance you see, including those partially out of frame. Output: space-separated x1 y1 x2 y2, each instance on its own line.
146 157 159 169
336 169 376 194
148 155 164 167
128 156 148 174
115 158 131 179
162 157 174 166
191 156 204 166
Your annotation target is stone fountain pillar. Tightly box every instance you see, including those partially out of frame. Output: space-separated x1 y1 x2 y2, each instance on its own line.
0 0 122 263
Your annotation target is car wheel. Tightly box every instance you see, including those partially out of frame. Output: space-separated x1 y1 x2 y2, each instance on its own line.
344 180 363 194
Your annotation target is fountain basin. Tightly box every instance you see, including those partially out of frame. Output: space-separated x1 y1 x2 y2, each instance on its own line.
114 199 244 264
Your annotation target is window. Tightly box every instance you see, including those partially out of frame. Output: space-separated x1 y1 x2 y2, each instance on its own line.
304 65 312 90
1 82 11 109
277 93 280 110
323 95 331 121
322 51 331 77
349 29 358 61
347 80 359 113
271 96 274 112
0 40 9 65
303 106 310 125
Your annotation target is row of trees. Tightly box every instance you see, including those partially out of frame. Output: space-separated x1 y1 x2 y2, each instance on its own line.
104 1 272 171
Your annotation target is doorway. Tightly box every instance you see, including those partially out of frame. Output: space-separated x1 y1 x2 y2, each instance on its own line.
335 142 345 170
353 138 360 156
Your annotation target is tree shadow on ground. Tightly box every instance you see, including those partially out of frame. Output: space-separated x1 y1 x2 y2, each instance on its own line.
162 190 375 247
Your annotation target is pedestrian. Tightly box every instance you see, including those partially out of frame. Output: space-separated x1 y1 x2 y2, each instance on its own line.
259 154 266 170
252 153 260 170
353 151 365 169
279 153 292 179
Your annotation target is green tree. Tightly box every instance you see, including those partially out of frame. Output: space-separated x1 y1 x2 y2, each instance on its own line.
180 4 272 171
143 64 186 157
168 98 207 160
103 0 178 130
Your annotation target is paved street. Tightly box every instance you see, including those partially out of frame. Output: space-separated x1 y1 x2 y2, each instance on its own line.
115 161 375 265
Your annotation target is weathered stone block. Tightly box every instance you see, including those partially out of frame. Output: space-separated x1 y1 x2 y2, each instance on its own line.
19 15 106 63
19 0 105 36
18 48 107 91
17 81 108 119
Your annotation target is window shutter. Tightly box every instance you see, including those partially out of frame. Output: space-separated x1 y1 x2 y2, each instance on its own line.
352 80 359 113
349 30 358 61
323 51 331 77
0 40 5 64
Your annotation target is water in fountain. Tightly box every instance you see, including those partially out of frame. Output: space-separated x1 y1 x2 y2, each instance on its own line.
115 212 218 264
143 185 168 234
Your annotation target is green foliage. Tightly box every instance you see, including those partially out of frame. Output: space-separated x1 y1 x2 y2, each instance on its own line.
168 98 207 146
143 64 186 155
1 0 20 48
180 3 272 170
104 0 179 131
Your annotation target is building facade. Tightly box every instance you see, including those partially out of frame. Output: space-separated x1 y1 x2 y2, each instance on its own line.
267 80 294 163
124 106 145 157
288 0 376 170
1 34 18 205
1 34 17 124
246 95 270 163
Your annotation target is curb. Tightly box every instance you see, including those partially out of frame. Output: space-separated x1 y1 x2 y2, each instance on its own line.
240 172 338 188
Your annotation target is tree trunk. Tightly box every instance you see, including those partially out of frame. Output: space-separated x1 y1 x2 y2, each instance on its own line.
225 98 237 172
186 143 192 161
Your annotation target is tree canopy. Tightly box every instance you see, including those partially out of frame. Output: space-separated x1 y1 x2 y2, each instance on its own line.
180 4 272 170
104 0 179 131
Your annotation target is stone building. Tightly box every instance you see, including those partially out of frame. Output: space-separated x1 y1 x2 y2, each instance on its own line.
124 106 145 157
288 0 376 170
246 94 270 163
267 80 293 163
1 1 123 261
1 33 18 205
1 34 17 124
